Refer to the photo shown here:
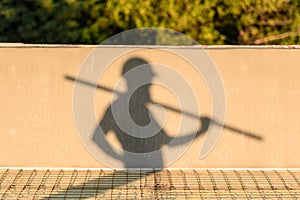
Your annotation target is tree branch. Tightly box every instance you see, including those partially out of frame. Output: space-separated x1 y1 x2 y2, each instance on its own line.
254 31 300 44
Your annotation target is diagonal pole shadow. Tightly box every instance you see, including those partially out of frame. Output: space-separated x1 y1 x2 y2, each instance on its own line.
65 75 263 141
39 169 156 199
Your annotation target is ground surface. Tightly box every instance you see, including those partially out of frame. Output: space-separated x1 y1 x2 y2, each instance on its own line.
0 168 300 199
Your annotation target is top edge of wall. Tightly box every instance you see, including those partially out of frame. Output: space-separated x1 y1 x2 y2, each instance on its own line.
0 43 300 49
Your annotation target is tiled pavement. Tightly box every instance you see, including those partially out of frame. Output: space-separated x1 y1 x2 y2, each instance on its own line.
0 168 300 199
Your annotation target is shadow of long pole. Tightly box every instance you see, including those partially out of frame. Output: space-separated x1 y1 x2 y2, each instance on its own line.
65 75 263 141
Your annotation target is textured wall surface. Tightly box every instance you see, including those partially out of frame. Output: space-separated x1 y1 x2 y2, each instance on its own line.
0 45 299 168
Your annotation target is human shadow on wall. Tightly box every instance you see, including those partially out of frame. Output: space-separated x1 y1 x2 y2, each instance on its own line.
43 58 263 199
92 58 211 169
43 58 213 199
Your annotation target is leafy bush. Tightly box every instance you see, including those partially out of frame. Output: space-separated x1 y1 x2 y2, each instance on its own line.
0 0 299 44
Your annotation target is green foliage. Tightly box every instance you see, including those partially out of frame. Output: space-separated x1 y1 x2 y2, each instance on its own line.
0 0 299 44
0 0 118 43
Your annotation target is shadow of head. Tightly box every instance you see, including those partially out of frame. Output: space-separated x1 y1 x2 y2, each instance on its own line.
122 58 156 90
120 58 158 127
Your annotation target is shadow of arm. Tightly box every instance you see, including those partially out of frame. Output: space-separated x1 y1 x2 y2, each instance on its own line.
167 117 210 146
92 108 122 160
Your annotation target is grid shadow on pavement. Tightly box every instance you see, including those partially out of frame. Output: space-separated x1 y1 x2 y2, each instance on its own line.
0 168 300 199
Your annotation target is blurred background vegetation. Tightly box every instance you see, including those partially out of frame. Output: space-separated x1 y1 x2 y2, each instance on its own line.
0 0 299 45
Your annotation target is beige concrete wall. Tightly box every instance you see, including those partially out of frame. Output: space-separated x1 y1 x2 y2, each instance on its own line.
0 44 299 168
